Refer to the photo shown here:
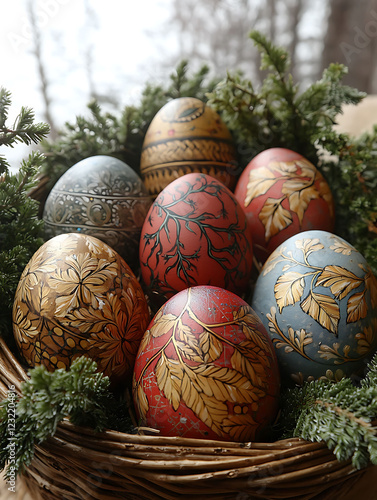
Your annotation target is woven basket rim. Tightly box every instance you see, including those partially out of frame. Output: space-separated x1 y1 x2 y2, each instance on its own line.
1 335 374 500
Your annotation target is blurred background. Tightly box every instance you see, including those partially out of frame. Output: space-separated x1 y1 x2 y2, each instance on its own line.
1 0 377 167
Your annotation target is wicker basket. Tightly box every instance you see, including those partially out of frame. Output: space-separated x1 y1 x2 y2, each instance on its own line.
1 336 375 500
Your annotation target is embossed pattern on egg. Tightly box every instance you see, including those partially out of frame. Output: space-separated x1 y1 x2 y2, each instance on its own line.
140 97 238 196
43 155 152 271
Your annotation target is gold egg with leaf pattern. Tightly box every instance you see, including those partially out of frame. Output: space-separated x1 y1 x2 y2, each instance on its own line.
12 233 150 386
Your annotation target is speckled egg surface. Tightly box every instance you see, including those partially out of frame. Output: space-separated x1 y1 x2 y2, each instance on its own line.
140 97 238 196
251 230 377 385
133 285 280 442
234 148 335 263
139 173 253 303
43 155 152 271
13 233 150 385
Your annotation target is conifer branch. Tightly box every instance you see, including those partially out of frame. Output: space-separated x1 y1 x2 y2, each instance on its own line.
0 357 134 479
278 353 377 470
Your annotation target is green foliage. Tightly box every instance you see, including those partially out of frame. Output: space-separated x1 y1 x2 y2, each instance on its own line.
1 33 377 479
0 357 134 479
206 31 366 168
278 354 377 470
0 89 49 342
207 30 377 275
41 61 220 191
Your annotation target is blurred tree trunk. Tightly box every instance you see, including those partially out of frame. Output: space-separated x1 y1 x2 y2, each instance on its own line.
322 0 377 93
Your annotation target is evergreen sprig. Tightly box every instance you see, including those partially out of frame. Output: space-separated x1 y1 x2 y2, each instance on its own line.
278 354 377 470
0 88 50 153
206 31 366 169
0 356 134 479
206 30 377 275
0 90 48 343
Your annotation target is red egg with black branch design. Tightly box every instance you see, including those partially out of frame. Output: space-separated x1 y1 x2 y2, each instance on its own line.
139 173 253 304
234 148 335 264
133 285 280 442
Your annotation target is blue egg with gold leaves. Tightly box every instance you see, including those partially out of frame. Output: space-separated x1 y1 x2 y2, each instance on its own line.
250 230 377 385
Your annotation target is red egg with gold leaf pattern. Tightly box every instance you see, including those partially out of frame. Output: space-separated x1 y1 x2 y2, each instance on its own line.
139 173 253 304
133 285 280 442
12 233 150 386
234 148 335 264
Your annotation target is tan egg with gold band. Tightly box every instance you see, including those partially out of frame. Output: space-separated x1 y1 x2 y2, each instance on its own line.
140 97 238 196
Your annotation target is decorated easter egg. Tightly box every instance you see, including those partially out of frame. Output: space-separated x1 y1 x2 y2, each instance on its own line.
133 285 280 441
12 233 150 385
140 97 238 196
251 230 377 385
234 148 335 263
139 173 253 303
43 155 152 271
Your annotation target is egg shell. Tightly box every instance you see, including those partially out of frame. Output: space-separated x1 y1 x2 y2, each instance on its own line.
234 148 335 263
12 233 150 386
139 173 254 302
43 155 152 271
251 230 377 385
140 97 238 196
133 285 280 442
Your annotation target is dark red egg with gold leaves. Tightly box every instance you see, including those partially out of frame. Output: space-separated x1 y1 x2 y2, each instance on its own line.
12 233 150 386
133 285 280 442
139 173 253 303
234 148 335 263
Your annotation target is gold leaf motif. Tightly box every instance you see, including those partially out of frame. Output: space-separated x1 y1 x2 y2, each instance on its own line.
318 343 353 364
180 369 228 436
244 166 279 206
133 373 149 422
222 413 260 442
176 340 204 363
156 352 183 411
295 237 324 256
138 329 153 356
286 184 319 224
188 364 256 404
149 312 177 338
301 291 340 334
316 265 364 300
232 305 260 326
259 197 293 241
262 248 286 276
199 330 223 363
295 159 317 179
272 326 312 357
330 238 355 255
51 254 118 315
268 160 297 175
274 271 305 312
365 269 377 309
233 306 271 351
230 344 268 393
347 290 368 323
176 319 203 362
356 320 377 356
